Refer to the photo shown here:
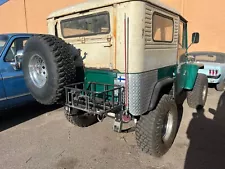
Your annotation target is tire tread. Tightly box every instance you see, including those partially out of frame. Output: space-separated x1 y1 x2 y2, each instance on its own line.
135 95 178 157
187 73 208 109
23 34 78 105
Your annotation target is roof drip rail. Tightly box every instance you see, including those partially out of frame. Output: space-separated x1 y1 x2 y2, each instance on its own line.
79 9 90 14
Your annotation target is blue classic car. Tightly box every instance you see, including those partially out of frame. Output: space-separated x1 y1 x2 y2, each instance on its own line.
188 51 225 91
0 33 35 110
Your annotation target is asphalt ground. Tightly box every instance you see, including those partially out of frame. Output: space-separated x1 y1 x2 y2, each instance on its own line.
1 88 225 169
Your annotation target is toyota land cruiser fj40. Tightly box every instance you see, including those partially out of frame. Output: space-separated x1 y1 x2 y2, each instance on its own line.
22 0 208 157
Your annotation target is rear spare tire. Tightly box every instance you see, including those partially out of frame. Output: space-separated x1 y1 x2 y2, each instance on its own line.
23 34 81 105
187 73 208 109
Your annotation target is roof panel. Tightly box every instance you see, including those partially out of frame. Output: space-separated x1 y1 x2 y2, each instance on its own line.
47 0 180 19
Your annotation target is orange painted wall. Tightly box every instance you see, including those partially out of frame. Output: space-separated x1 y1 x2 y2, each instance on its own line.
25 0 85 33
0 0 84 34
183 0 225 52
0 0 224 52
161 0 225 52
161 0 183 13
0 0 27 33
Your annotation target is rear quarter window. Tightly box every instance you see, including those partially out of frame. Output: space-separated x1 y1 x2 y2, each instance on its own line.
61 12 110 38
152 12 174 42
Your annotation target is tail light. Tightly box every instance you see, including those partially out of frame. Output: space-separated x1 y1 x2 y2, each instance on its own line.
209 69 219 76
215 70 218 75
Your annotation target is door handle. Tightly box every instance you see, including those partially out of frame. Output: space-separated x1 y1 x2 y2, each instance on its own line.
104 44 112 47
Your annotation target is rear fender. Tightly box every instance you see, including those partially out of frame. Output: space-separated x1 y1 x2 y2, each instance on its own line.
148 77 174 111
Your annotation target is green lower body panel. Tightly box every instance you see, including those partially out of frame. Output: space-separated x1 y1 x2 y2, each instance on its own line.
158 65 177 80
84 68 116 92
84 65 177 90
82 63 199 115
83 65 177 116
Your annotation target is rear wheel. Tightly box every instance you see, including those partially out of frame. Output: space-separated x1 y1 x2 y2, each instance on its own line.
135 95 179 157
64 108 98 127
187 73 208 109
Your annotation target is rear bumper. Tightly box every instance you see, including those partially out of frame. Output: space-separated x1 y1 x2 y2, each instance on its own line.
207 76 221 83
198 70 221 83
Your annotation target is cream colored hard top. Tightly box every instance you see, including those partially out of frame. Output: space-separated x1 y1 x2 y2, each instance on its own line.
47 0 180 19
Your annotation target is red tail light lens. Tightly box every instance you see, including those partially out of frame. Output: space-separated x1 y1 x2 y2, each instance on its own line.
215 70 218 75
209 69 218 76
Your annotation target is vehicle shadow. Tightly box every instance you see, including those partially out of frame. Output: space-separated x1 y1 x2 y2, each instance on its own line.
0 103 62 132
184 92 225 169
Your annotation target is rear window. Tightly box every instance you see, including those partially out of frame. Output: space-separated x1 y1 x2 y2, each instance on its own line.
189 54 225 63
152 13 174 42
61 12 110 38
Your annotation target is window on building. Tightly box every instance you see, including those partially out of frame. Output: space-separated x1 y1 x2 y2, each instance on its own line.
5 38 28 62
152 13 174 42
61 12 110 38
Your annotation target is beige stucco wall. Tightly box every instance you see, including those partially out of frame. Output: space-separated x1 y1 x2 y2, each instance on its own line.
0 0 224 52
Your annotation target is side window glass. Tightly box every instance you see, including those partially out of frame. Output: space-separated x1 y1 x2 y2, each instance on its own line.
5 38 28 62
152 13 174 42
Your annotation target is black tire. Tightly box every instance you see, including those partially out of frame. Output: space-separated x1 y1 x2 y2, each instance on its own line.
215 80 225 91
135 95 179 157
187 73 208 109
175 90 187 105
22 34 81 105
64 108 98 127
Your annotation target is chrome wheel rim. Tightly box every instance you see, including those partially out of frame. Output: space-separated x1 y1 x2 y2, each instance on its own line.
202 85 207 101
162 111 174 143
28 54 48 88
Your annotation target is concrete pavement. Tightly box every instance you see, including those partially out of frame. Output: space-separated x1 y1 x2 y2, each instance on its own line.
0 88 225 169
